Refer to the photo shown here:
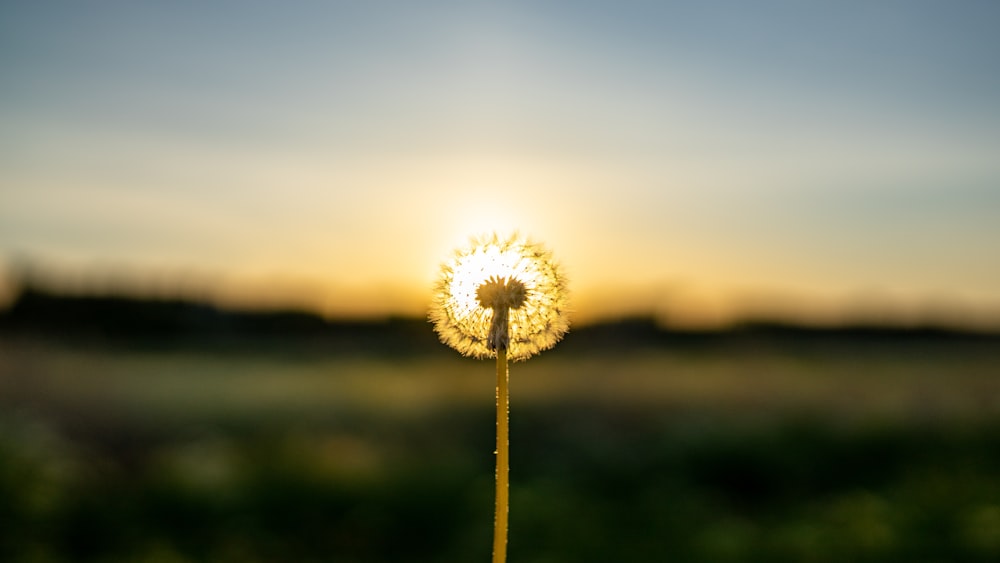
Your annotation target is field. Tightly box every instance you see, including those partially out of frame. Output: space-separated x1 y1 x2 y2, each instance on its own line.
2 333 1000 562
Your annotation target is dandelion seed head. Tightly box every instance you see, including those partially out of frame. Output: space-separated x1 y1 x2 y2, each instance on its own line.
430 233 570 361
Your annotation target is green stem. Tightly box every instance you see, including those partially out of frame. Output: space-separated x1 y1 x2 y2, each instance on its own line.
493 333 509 563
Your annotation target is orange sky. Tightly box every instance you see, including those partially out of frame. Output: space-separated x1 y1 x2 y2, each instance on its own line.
2 2 999 328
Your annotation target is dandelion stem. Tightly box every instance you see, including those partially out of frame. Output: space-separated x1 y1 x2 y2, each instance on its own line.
493 321 510 563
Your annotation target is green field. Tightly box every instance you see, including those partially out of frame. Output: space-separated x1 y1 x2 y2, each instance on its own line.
2 337 1000 562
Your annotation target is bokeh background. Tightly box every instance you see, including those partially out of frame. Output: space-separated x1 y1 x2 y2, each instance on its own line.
2 1 1000 561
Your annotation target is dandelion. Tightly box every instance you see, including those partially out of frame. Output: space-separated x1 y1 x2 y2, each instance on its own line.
430 232 570 361
430 232 570 563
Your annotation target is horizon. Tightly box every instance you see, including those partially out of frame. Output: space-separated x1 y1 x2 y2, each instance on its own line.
4 258 998 331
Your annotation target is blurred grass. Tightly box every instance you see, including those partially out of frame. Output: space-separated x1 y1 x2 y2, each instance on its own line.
2 337 1000 562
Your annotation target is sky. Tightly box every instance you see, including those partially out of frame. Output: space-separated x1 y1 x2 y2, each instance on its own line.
2 1 999 327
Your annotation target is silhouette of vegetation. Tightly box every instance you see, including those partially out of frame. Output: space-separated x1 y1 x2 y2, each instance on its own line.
3 284 997 357
0 285 443 357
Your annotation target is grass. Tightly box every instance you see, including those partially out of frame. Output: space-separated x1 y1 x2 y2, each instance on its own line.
2 337 1000 562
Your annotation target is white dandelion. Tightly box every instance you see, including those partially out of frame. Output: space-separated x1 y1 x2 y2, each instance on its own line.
429 232 570 563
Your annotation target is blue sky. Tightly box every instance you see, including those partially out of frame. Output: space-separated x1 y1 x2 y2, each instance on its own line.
2 1 999 325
